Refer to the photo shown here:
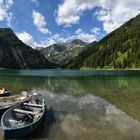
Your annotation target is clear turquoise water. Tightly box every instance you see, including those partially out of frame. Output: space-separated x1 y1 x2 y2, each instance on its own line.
1 69 140 140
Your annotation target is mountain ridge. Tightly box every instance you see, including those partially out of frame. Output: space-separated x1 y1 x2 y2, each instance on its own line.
38 39 88 65
0 28 56 69
63 14 140 69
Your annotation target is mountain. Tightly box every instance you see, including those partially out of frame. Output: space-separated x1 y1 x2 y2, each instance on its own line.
64 14 140 69
0 28 56 69
36 47 44 51
39 44 66 65
67 39 87 46
39 39 88 66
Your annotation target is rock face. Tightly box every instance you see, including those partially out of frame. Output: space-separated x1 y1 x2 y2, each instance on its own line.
67 39 87 47
0 28 56 69
64 14 140 69
39 39 88 66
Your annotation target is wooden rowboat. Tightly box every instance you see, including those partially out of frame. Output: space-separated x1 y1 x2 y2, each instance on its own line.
1 93 47 139
0 94 31 116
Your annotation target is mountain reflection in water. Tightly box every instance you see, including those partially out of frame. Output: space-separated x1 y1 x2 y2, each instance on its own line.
23 91 140 140
0 70 140 139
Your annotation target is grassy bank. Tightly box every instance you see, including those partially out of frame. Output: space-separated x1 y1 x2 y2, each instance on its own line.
80 67 140 71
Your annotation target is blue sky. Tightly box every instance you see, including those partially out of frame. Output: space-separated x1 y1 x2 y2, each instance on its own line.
0 0 139 47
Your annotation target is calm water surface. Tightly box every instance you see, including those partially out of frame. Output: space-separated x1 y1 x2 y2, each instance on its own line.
0 69 140 140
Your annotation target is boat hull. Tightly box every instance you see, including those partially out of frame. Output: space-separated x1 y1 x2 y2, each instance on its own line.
0 107 11 117
0 95 31 116
2 104 47 139
0 91 11 97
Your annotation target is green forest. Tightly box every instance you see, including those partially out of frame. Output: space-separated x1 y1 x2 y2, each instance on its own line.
64 14 140 69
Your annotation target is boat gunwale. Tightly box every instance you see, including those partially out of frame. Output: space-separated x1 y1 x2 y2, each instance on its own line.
1 100 46 130
0 95 31 109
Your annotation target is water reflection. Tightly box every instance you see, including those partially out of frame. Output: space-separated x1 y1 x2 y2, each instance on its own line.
1 90 140 139
0 71 140 139
23 91 140 140
1 75 140 121
0 76 140 115
24 108 57 139
48 107 56 125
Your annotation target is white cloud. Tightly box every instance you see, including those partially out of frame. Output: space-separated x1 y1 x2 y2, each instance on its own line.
56 0 140 33
90 27 101 35
6 12 13 26
32 10 50 34
36 39 56 48
94 1 140 33
16 31 70 48
0 0 13 25
16 32 65 48
16 28 96 49
5 0 13 9
35 29 96 48
75 28 97 43
38 29 96 48
16 31 35 47
55 0 80 26
50 33 75 44
15 25 102 49
35 34 74 47
0 0 7 21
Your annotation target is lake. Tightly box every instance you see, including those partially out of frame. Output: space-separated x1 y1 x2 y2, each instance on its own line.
1 69 140 140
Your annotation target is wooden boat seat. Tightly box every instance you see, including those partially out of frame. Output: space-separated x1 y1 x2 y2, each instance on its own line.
13 109 37 115
23 103 44 108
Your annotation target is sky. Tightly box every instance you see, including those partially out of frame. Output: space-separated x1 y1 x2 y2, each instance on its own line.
0 0 139 48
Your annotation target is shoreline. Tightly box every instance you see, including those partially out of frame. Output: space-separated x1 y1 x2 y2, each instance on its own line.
80 67 140 71
80 69 140 71
0 67 140 71
1 67 140 71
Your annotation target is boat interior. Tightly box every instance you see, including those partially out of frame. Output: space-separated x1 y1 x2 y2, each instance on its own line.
3 96 45 128
0 96 28 109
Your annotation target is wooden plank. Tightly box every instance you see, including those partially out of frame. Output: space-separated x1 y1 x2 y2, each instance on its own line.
13 109 37 115
23 103 44 108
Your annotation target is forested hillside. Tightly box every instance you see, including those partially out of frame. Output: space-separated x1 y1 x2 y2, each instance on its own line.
64 14 140 69
0 28 56 69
